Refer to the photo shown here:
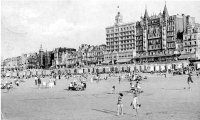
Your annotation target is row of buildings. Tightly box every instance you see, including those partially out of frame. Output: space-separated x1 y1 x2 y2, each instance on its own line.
2 3 200 71
1 44 106 71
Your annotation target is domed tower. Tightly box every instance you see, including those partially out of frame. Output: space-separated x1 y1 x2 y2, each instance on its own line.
115 6 123 26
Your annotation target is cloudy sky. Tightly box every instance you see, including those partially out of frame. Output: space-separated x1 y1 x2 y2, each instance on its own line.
1 0 200 59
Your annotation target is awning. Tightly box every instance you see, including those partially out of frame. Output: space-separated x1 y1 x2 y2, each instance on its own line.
102 60 112 64
116 58 132 63
134 54 173 59
178 54 196 60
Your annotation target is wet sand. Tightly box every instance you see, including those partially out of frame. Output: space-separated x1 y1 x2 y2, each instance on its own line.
1 73 200 120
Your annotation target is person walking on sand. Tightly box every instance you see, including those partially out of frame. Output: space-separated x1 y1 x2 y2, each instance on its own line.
130 90 141 119
34 76 38 86
111 85 115 94
117 93 124 116
187 72 193 89
37 76 41 89
118 76 121 84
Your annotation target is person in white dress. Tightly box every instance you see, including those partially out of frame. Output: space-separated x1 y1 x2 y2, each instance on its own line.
130 91 141 119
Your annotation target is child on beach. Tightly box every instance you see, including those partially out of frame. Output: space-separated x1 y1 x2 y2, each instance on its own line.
111 85 115 94
117 93 124 115
134 81 141 92
118 76 121 84
187 72 193 89
37 76 41 89
34 76 38 85
130 91 141 117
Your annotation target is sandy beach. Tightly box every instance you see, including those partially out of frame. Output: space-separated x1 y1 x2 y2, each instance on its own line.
1 73 200 120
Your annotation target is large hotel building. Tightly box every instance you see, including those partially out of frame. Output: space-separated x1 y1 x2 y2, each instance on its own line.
135 3 187 63
104 11 136 64
104 3 200 64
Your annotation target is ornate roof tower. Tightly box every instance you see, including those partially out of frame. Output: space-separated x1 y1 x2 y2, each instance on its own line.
144 5 149 20
115 6 123 25
163 1 169 18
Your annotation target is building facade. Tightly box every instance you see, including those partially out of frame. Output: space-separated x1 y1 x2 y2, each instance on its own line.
181 21 200 60
135 3 188 63
96 44 106 64
52 47 76 68
3 56 22 71
104 11 136 64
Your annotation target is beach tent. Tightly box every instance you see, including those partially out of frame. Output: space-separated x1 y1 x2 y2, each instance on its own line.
126 66 130 72
70 69 74 74
193 62 200 69
26 71 31 76
114 66 119 72
182 61 189 67
87 68 90 73
140 65 145 71
105 67 110 73
130 65 135 71
146 65 154 72
175 63 182 69
86 68 89 73
46 70 51 75
98 67 103 73
167 64 172 70
82 68 86 73
119 66 123 71
37 70 42 76
32 70 37 76
197 63 200 69
160 65 166 71
135 65 140 71
90 68 94 73
23 71 27 76
42 70 45 75
95 68 99 73
78 69 83 74
155 65 160 71
150 65 154 72
123 66 128 71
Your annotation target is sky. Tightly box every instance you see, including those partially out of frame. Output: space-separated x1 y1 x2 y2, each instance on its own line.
1 0 200 59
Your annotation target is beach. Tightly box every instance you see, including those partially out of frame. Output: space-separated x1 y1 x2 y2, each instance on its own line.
1 73 200 120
